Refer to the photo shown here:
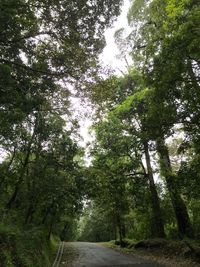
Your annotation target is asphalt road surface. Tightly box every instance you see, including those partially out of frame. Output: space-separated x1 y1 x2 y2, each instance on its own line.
59 242 164 267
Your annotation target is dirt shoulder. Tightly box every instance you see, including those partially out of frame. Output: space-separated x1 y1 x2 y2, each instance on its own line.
101 239 200 267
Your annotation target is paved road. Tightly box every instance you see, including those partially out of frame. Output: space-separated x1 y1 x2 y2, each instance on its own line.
59 242 164 267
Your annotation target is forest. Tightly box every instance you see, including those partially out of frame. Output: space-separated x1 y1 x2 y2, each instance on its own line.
0 0 200 266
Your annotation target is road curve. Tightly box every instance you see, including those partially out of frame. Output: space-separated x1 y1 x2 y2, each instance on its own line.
59 242 164 267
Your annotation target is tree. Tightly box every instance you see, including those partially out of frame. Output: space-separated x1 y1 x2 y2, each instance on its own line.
122 0 199 238
111 89 166 238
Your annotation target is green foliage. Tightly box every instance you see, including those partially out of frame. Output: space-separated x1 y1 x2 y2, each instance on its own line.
0 224 58 267
78 204 116 242
1 0 200 262
0 0 125 264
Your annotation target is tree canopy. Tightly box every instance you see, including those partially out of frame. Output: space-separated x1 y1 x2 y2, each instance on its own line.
1 0 200 266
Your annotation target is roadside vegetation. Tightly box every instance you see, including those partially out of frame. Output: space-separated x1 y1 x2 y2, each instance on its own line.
102 239 200 266
0 0 121 266
0 0 200 266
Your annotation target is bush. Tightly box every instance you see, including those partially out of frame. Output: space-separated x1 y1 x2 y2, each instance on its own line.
0 223 58 267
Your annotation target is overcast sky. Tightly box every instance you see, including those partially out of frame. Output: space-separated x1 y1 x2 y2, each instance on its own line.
100 0 131 73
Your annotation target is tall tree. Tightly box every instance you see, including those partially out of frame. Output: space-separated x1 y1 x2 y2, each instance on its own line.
112 89 166 238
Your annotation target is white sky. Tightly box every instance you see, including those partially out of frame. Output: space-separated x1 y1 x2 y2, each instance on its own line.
100 0 131 74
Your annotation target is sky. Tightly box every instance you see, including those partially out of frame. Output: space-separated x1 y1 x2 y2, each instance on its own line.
100 0 131 73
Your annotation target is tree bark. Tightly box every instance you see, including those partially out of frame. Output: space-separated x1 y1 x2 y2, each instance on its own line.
6 116 38 210
143 141 166 238
41 202 55 225
6 147 31 210
156 136 194 238
48 214 55 240
24 204 35 224
0 146 16 188
117 215 123 246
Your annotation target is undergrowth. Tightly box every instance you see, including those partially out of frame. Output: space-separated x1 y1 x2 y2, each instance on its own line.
0 223 59 267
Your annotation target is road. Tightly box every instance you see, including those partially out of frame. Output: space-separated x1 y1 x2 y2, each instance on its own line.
58 242 164 267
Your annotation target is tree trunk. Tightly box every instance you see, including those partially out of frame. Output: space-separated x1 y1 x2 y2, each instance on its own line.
121 222 126 239
6 117 38 210
156 137 194 238
41 201 55 225
6 144 32 210
143 141 166 238
24 204 35 225
116 213 125 246
0 146 16 188
113 217 117 241
24 144 41 225
118 222 123 246
48 215 55 240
